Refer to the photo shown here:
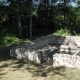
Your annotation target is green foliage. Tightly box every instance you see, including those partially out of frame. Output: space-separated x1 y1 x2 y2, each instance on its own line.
1 0 80 38
54 29 71 36
77 0 80 4
4 34 19 43
0 34 19 44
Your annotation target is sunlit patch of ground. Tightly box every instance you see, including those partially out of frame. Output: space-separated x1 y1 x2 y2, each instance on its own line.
0 59 80 80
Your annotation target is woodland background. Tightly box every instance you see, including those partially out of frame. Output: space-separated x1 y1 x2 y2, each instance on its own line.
0 0 80 43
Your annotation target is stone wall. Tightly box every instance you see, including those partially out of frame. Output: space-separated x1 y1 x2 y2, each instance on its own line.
10 34 80 67
53 54 80 68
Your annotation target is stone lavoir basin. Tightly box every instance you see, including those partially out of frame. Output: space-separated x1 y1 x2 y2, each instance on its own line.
10 34 80 68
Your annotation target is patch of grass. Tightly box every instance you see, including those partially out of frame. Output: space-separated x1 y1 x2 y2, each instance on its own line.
0 34 31 45
54 28 71 36
0 34 19 45
3 35 19 43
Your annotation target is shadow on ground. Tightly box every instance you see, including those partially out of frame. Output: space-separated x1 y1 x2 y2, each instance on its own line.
0 40 30 61
25 62 66 77
0 55 66 78
11 60 66 77
0 43 17 61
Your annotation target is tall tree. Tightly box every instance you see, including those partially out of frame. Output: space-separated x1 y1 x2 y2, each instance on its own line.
7 0 23 38
64 0 66 29
18 0 22 38
30 0 33 39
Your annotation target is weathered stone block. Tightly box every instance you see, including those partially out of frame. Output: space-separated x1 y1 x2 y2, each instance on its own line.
53 54 80 68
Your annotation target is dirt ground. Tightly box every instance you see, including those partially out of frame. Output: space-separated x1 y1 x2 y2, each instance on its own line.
0 59 80 80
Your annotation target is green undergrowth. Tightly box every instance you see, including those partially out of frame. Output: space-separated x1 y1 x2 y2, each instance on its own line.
54 28 71 36
54 28 80 36
0 34 30 45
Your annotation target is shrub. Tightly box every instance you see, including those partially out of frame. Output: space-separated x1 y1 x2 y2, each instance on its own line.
54 28 71 36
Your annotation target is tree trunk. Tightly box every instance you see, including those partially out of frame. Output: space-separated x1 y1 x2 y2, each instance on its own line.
18 13 22 38
64 0 66 29
30 0 33 39
12 16 16 34
18 0 22 38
